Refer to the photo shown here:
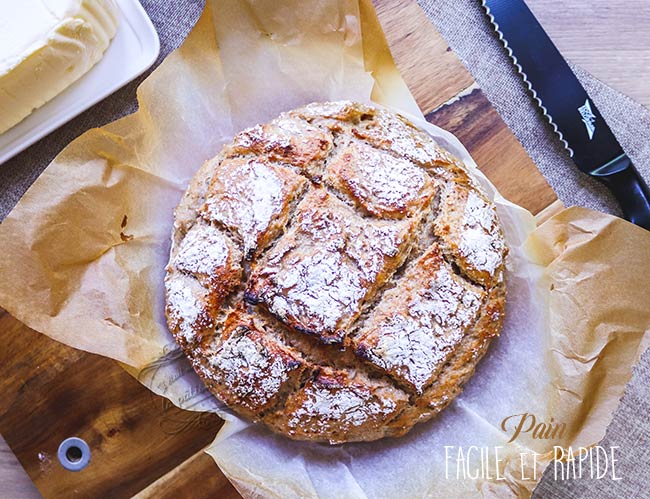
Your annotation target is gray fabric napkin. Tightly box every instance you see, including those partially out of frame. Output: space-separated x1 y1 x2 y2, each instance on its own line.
0 0 648 496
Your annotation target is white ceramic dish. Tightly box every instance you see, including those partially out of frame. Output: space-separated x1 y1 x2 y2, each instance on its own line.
0 0 160 165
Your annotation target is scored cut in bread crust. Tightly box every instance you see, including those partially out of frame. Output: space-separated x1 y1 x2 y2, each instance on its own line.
165 101 508 444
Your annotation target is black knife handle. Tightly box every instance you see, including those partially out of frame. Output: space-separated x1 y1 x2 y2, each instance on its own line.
595 155 650 230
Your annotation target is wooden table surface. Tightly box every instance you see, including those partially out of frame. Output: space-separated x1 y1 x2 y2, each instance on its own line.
527 0 650 109
1 0 647 498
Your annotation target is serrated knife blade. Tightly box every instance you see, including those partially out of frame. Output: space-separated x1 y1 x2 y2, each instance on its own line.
481 0 650 230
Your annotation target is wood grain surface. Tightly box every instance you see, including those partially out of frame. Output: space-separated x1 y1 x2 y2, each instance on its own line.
527 0 650 109
0 0 558 497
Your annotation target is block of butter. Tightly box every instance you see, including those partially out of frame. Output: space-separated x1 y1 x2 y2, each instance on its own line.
0 0 119 134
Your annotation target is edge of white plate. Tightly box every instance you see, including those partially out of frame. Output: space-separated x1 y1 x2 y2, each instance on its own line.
0 0 161 165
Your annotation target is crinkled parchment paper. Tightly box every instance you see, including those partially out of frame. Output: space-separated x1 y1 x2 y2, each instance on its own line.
1 0 650 497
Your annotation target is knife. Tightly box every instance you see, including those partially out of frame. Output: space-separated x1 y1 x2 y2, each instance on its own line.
481 0 650 230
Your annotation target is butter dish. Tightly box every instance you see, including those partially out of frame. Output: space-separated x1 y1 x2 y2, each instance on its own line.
0 0 159 165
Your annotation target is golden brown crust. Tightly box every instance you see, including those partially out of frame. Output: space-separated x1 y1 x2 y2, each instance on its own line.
200 157 309 258
195 306 307 419
389 278 505 429
351 244 486 395
324 140 435 219
223 115 333 176
433 182 508 287
266 367 409 444
245 188 417 344
164 101 508 444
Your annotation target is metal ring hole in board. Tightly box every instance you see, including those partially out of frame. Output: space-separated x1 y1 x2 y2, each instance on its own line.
57 437 91 472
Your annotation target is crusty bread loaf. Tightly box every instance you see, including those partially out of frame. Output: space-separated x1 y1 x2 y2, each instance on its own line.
165 101 507 444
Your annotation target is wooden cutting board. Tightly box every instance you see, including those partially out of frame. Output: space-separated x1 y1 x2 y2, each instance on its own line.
0 1 561 497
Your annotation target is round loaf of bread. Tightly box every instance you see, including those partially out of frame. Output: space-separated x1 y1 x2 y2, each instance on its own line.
165 101 507 444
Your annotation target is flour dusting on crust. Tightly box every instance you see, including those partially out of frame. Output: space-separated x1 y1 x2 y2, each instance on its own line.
289 382 395 428
201 157 307 257
246 189 414 343
165 274 214 344
325 140 434 218
353 246 484 394
175 223 230 277
458 189 505 277
206 327 301 411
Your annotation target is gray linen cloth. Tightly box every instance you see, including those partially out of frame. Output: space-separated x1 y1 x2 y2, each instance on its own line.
0 0 647 497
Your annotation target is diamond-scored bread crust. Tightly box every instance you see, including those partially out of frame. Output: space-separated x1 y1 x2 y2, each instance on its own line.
165 101 508 444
